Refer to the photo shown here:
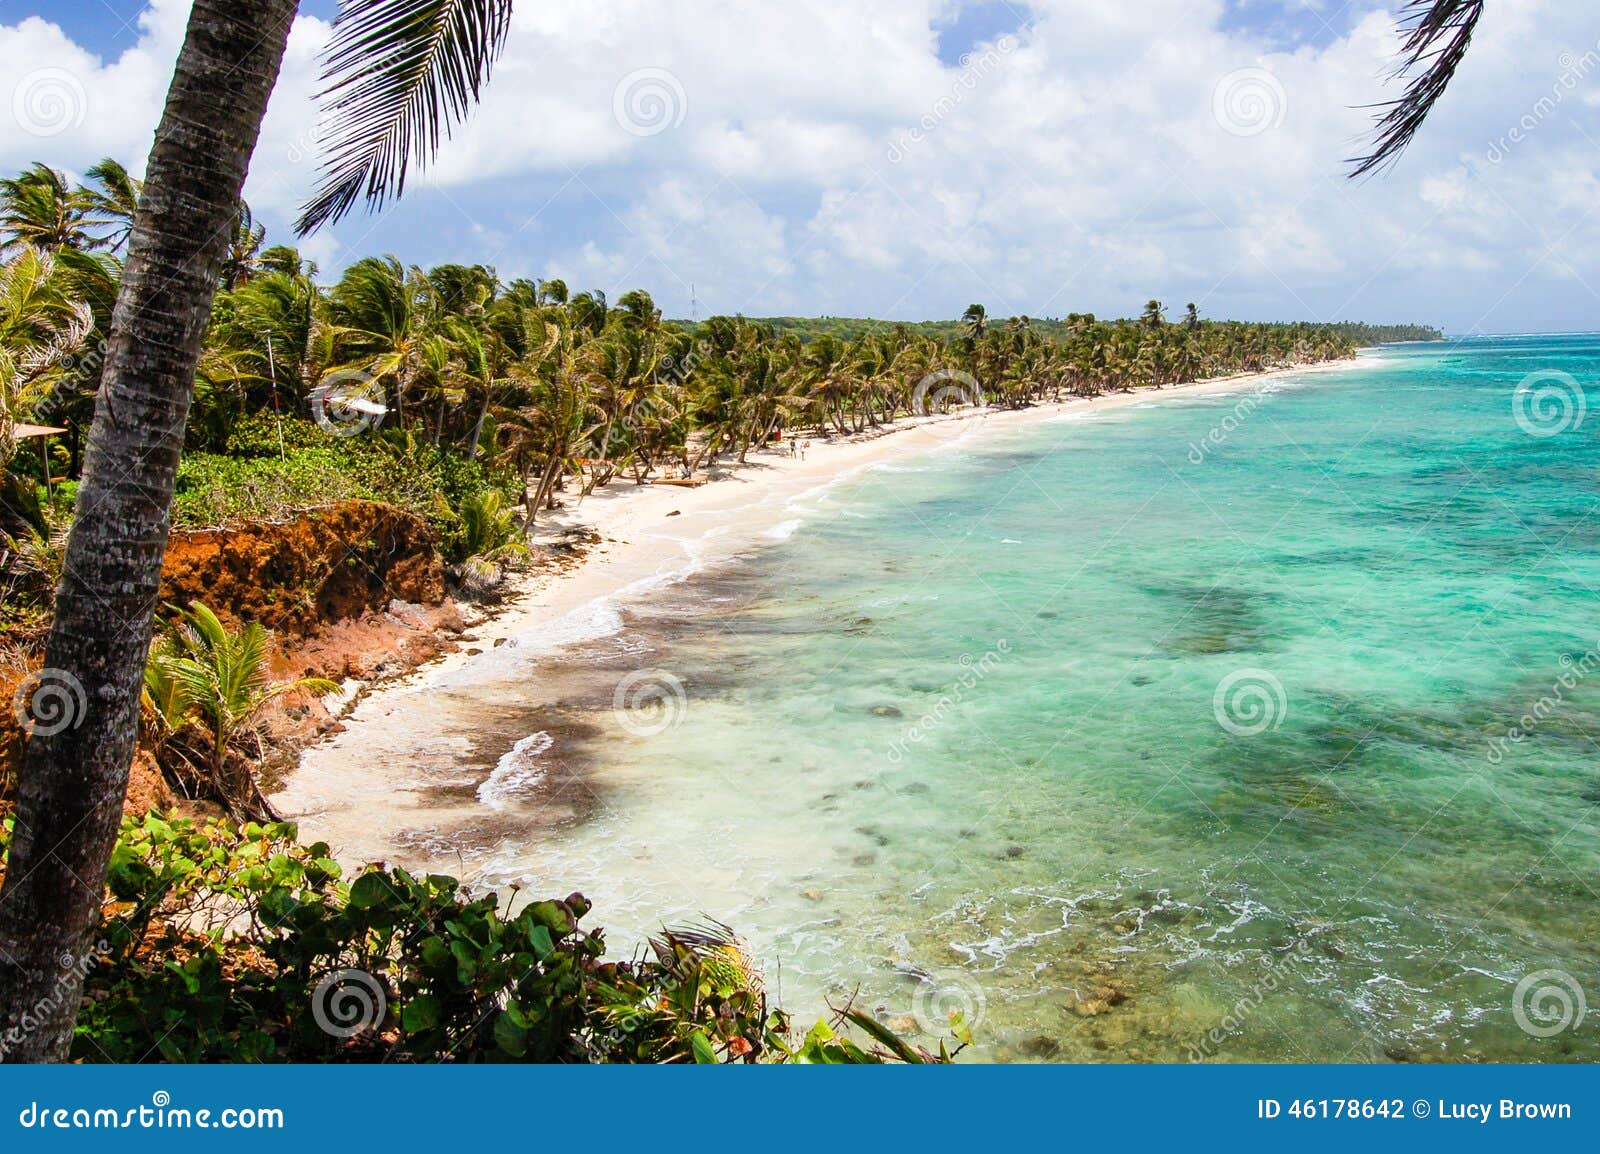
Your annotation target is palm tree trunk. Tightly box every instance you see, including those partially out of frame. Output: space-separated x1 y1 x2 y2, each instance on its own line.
467 392 490 460
0 0 298 1063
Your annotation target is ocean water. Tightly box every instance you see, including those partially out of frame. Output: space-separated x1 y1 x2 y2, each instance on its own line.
334 337 1600 1062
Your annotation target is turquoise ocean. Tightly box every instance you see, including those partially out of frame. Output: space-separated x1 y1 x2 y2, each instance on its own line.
458 336 1600 1061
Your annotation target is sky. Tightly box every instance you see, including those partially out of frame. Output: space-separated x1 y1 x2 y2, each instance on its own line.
2 0 1598 333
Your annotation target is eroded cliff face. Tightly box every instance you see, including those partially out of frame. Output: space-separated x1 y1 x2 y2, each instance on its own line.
160 500 446 638
3 501 454 816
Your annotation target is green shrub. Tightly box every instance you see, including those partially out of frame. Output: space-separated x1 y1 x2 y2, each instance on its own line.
172 416 518 561
43 814 949 1064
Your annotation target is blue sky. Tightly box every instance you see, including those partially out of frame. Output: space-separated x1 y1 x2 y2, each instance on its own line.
23 0 1373 59
4 1 1598 333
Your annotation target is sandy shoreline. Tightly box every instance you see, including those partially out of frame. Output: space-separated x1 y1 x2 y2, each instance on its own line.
271 356 1366 843
392 357 1364 671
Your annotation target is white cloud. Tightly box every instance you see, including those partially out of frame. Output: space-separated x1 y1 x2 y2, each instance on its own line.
5 0 1600 331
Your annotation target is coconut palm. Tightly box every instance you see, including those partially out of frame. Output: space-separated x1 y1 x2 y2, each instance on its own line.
154 601 338 818
219 200 268 291
0 249 92 475
1352 0 1484 176
0 0 517 1062
0 164 97 256
450 488 529 594
324 255 439 425
961 302 988 342
81 159 143 253
213 267 327 409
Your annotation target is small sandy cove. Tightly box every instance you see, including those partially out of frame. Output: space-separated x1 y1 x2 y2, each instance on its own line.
288 358 1363 749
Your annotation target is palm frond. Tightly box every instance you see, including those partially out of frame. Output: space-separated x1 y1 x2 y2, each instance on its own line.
1349 0 1484 178
297 0 514 233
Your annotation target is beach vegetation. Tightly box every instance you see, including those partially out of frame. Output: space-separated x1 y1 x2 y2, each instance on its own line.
0 811 948 1064
143 602 338 819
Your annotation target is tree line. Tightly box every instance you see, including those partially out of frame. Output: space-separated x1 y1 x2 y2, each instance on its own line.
1 158 1440 537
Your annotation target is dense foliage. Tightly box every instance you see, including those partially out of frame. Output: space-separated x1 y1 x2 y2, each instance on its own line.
0 813 950 1064
718 314 1443 348
1 160 1439 552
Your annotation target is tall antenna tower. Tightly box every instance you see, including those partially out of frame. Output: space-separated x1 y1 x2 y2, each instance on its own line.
691 284 699 323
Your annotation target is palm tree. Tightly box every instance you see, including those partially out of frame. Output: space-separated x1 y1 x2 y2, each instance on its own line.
0 251 93 443
81 159 142 253
0 164 96 255
324 255 438 425
0 0 516 1063
156 601 337 819
960 302 988 342
449 489 529 594
0 249 92 527
219 200 267 291
213 266 327 409
1351 1 1484 176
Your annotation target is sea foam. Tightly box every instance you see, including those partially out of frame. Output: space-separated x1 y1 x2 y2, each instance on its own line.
476 731 554 811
